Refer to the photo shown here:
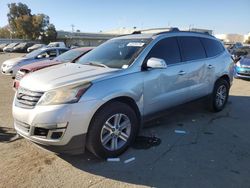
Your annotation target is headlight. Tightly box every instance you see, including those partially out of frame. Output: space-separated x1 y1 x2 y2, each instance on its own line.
37 83 91 105
236 61 241 67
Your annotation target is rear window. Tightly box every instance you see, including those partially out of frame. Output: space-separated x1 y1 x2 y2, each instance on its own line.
201 38 224 57
178 36 206 61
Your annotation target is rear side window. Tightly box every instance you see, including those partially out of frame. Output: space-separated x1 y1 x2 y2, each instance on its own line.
47 50 57 57
147 37 181 64
178 36 206 61
201 38 224 57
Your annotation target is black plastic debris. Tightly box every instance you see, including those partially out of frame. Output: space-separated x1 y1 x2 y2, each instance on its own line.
132 136 161 150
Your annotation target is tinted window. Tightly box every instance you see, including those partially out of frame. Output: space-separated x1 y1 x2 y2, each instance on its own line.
59 49 68 55
47 50 57 57
147 37 181 64
178 37 206 61
201 38 224 57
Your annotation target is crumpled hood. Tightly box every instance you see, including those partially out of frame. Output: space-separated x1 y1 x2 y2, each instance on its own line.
240 57 250 66
3 57 28 66
20 63 119 91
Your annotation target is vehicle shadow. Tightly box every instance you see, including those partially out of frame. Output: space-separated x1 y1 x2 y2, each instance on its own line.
0 127 21 142
58 95 249 187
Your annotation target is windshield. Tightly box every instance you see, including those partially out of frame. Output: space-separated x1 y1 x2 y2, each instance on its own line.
31 44 43 48
16 43 26 47
7 43 18 48
54 49 84 63
77 38 150 69
25 48 44 58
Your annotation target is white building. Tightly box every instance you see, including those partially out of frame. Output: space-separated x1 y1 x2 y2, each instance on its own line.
215 33 250 44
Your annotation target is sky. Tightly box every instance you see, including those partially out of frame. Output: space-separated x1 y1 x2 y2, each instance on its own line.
0 0 249 34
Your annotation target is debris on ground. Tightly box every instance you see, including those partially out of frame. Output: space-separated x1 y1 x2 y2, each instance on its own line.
124 157 135 164
174 130 187 134
132 136 161 150
107 158 120 162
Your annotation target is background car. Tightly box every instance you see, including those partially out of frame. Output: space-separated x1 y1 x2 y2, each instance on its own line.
47 42 66 48
13 42 34 53
1 47 68 78
0 43 9 52
13 47 94 89
234 54 250 80
232 46 250 58
27 43 46 52
226 42 243 54
3 42 19 52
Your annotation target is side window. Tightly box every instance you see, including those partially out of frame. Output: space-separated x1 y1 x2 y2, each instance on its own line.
178 36 206 61
59 49 68 55
47 50 57 57
146 37 181 65
201 38 224 57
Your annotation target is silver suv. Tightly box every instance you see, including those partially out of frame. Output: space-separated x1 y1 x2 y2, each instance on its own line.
12 29 234 158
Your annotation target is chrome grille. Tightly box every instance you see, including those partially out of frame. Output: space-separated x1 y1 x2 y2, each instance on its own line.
15 70 26 81
15 87 44 109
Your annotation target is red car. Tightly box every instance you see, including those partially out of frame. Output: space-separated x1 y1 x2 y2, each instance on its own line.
13 47 94 89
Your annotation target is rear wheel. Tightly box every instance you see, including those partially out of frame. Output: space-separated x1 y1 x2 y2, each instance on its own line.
86 102 139 158
210 79 229 112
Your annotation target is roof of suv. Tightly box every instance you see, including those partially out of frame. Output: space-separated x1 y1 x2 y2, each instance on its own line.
115 29 215 40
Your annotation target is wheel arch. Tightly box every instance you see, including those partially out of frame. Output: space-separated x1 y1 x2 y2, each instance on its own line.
87 96 142 133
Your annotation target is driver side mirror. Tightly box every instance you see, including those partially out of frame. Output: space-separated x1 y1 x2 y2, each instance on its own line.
146 57 167 69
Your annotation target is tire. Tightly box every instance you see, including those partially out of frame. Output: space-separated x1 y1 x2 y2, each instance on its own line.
86 101 139 159
210 79 229 112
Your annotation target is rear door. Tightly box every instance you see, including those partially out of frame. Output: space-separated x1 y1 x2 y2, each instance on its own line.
200 38 226 93
177 36 209 100
143 37 192 115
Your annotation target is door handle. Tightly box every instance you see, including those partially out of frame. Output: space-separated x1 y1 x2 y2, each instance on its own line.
208 64 213 69
178 70 186 75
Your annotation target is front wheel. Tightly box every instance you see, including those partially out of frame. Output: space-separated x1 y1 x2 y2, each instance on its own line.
86 102 139 159
210 79 229 112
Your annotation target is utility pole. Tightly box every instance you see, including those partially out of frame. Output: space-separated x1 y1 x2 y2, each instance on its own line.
71 24 75 33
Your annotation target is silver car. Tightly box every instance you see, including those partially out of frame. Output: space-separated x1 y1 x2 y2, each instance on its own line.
1 47 68 78
12 30 234 158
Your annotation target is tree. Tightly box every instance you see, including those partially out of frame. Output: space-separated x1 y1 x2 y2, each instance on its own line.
7 2 32 38
6 2 57 41
32 14 50 39
0 26 11 38
41 24 57 43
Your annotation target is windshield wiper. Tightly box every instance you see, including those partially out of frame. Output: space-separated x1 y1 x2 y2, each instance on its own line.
86 62 108 68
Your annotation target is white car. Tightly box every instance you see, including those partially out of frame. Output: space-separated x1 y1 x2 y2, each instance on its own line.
1 47 68 77
47 42 66 48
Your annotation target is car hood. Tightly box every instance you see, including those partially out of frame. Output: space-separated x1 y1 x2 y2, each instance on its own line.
240 57 250 66
3 57 28 66
20 63 119 91
20 60 61 72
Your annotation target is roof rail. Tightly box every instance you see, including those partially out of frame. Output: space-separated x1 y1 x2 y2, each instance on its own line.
153 27 180 36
